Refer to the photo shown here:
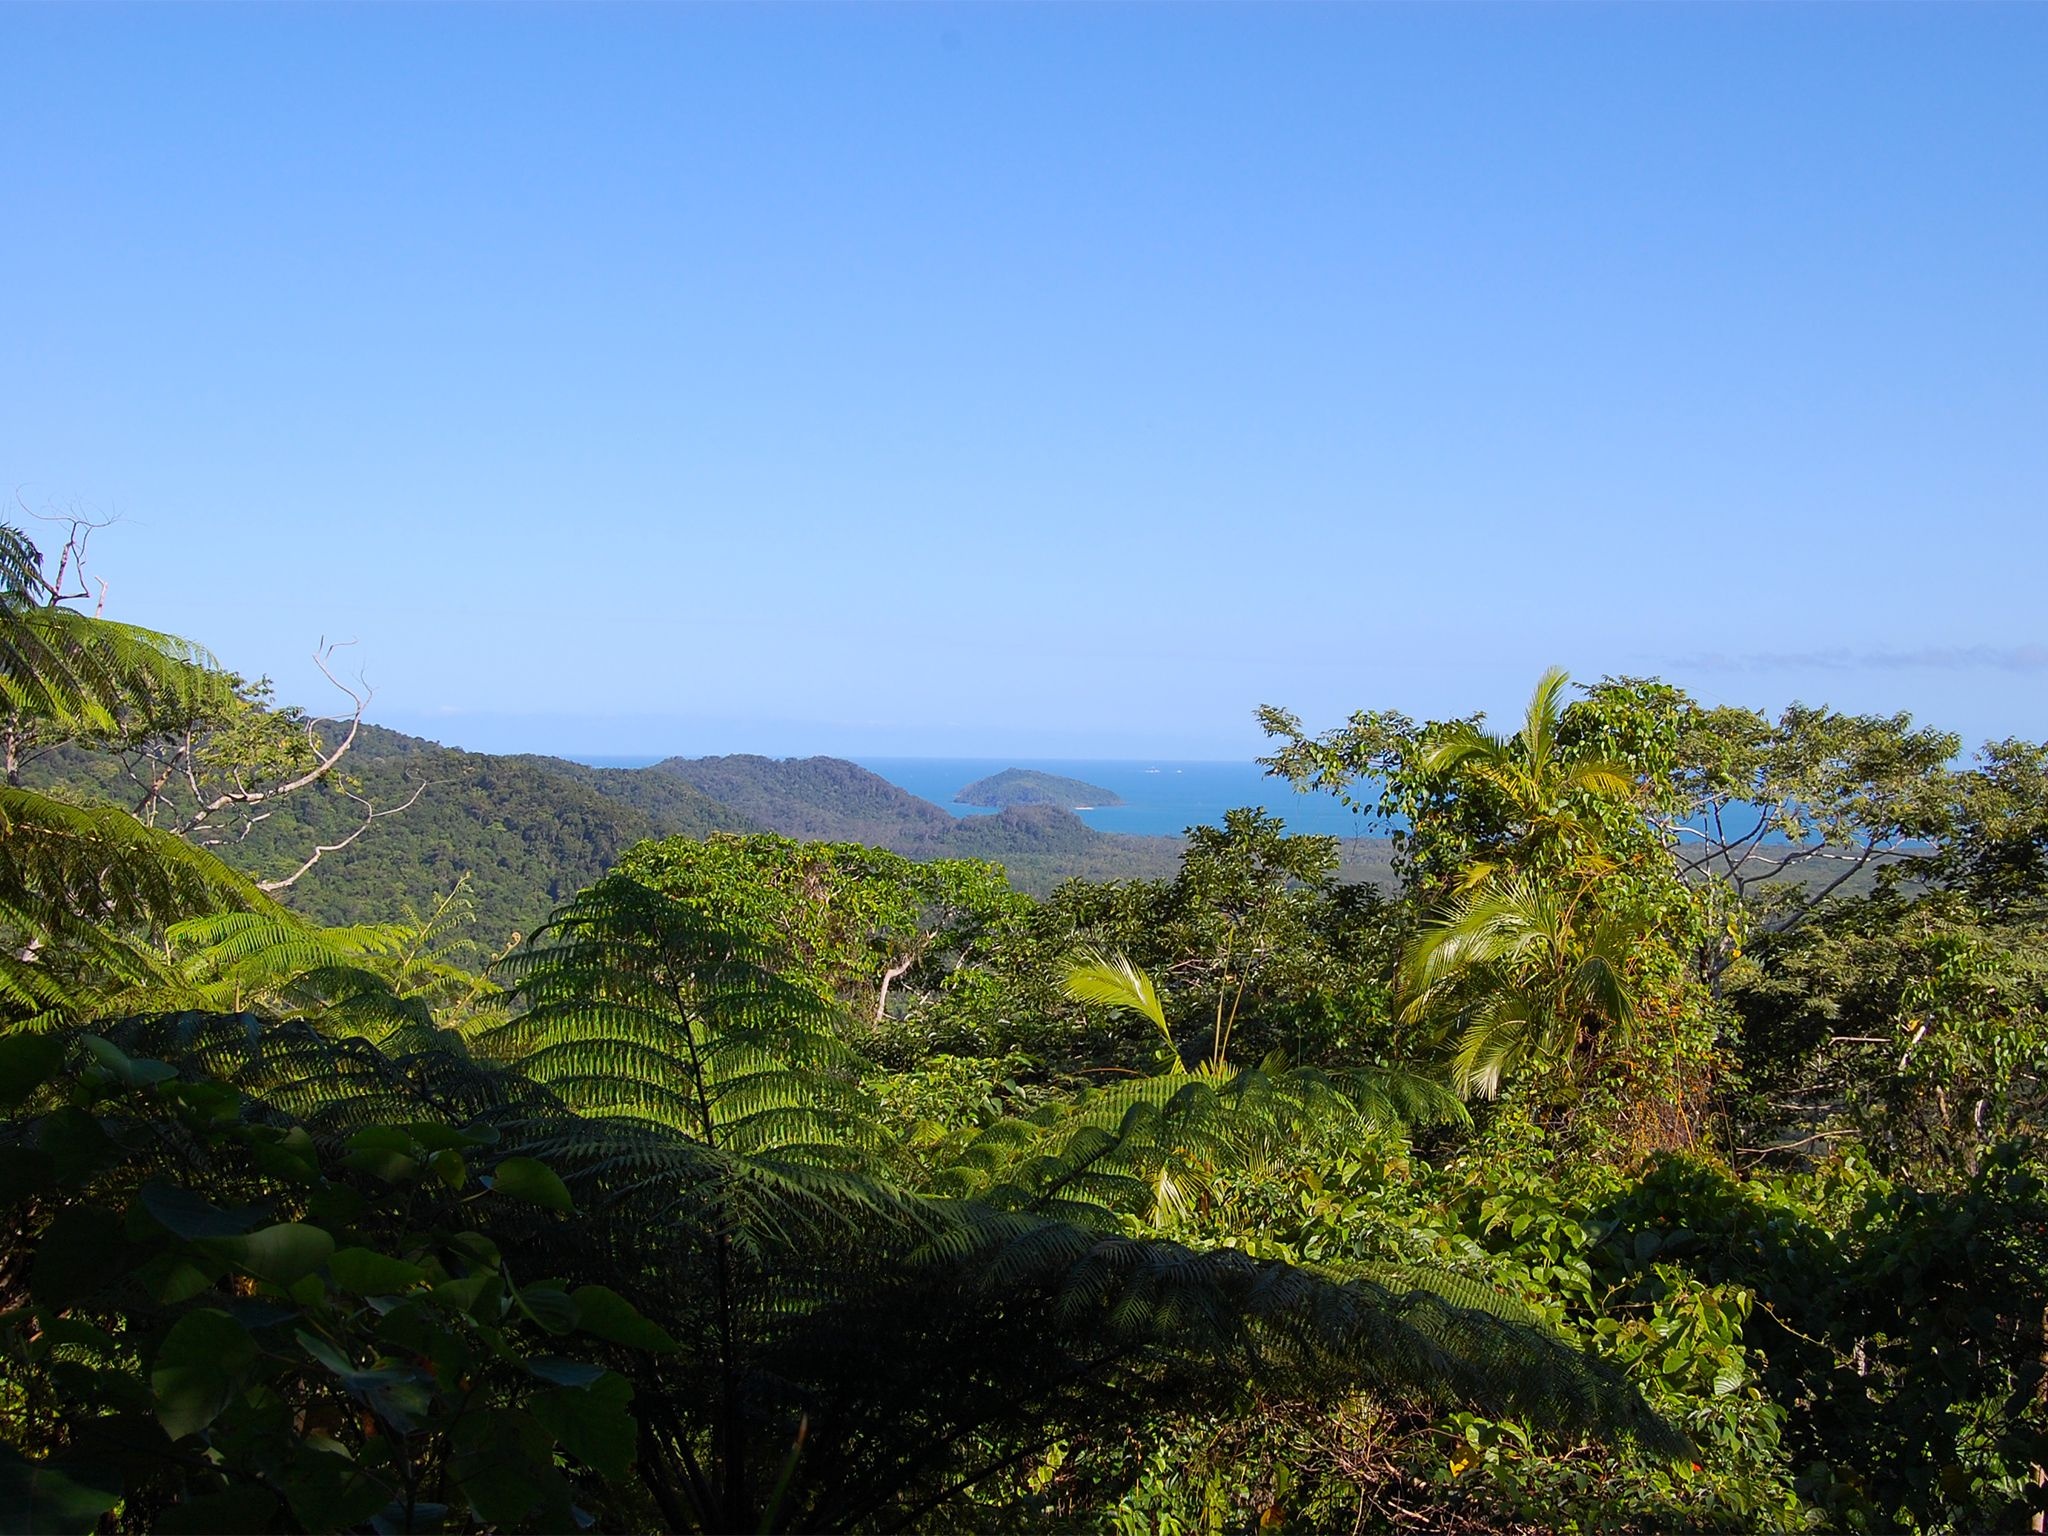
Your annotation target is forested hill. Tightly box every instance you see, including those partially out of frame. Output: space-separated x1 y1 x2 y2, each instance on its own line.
650 753 960 844
955 767 1124 808
25 725 755 942
26 730 1389 939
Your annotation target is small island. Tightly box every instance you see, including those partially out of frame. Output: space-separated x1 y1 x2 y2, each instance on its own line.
954 768 1125 810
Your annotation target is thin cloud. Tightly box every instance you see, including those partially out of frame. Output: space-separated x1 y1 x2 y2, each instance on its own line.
1672 644 2048 675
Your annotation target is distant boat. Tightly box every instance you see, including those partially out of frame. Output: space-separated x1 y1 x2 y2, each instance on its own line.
1143 768 1161 774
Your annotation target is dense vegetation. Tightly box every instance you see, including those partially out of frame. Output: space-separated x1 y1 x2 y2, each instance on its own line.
955 769 1125 810
4 524 2044 1534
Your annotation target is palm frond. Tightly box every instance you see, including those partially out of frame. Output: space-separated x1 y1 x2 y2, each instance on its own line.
1061 945 1171 1048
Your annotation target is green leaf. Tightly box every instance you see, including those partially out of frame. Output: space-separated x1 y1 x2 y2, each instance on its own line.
487 1156 573 1212
153 1309 259 1441
295 1329 356 1378
140 1181 268 1239
530 1372 636 1482
514 1281 577 1335
327 1247 425 1296
0 1447 122 1536
77 1035 177 1090
345 1126 416 1155
0 1032 66 1109
343 1128 419 1184
524 1356 607 1388
570 1285 679 1353
282 1448 391 1533
0 1145 53 1199
451 1408 559 1526
406 1122 494 1153
201 1223 335 1288
142 1255 217 1306
433 1273 504 1318
429 1149 467 1190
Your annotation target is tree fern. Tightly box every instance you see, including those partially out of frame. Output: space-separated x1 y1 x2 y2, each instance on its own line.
486 874 876 1163
163 886 497 1045
1 523 227 739
0 786 265 1025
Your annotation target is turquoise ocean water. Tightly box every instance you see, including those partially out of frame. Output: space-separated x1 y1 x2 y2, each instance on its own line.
855 759 1382 840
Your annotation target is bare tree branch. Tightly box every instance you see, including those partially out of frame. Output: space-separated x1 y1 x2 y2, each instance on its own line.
258 779 431 893
174 638 367 838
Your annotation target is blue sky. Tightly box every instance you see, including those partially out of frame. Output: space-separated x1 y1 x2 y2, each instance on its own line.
4 4 2043 759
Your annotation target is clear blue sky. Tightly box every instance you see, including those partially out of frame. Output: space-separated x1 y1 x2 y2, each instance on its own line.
4 4 2043 759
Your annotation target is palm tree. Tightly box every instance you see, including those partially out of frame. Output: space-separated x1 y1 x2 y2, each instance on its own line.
1420 666 1635 887
1398 872 1643 1098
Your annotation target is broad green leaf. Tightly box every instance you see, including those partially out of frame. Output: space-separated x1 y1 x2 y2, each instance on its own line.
406 1122 494 1153
530 1372 636 1482
570 1285 679 1353
433 1273 504 1318
451 1408 559 1526
524 1356 607 1388
328 1247 426 1296
153 1309 258 1441
486 1156 573 1212
38 1107 115 1184
282 1448 391 1533
514 1281 577 1335
146 1259 215 1305
140 1181 268 1239
0 1145 53 1198
0 1447 122 1536
201 1223 335 1288
77 1035 176 1090
295 1329 355 1378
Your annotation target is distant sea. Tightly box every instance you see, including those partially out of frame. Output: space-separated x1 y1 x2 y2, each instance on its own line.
572 754 1386 841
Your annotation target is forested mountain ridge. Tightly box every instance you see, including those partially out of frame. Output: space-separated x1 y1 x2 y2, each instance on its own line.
22 724 755 940
649 752 961 843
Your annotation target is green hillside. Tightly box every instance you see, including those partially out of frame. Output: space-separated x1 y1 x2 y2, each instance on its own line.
24 725 752 942
651 753 959 844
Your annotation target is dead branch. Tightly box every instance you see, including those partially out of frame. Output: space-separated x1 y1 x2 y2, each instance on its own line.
258 779 431 893
176 638 367 837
